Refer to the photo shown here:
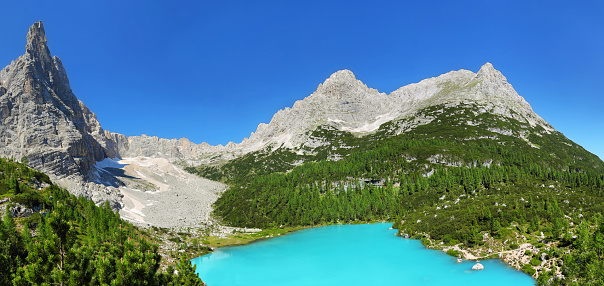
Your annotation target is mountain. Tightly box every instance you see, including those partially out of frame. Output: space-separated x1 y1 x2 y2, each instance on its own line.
188 64 602 184
95 63 555 167
0 22 124 207
2 22 603 233
0 22 225 228
195 56 604 285
232 63 551 152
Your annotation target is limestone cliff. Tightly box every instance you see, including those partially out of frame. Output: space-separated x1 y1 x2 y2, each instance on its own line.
0 22 121 207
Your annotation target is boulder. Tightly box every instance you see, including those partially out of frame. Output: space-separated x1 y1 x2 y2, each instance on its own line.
472 263 484 270
10 204 33 218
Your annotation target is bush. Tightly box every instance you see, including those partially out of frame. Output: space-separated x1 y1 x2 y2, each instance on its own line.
449 239 460 246
0 183 9 196
22 213 42 228
524 250 532 256
168 237 182 243
522 264 536 276
12 191 45 208
510 243 519 250
446 249 460 257
421 237 432 246
530 257 542 266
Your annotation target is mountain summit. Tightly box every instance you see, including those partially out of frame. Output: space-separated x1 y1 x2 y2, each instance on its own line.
0 21 121 206
0 22 229 225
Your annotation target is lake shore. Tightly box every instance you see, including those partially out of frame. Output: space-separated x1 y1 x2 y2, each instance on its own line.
192 223 534 286
409 229 563 280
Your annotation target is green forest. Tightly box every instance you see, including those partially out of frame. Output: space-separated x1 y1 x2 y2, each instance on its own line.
188 104 604 285
0 158 204 285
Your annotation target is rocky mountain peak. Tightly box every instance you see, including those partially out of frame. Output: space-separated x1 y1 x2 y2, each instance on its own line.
326 69 357 82
316 69 376 100
0 22 125 208
25 21 52 69
476 62 507 83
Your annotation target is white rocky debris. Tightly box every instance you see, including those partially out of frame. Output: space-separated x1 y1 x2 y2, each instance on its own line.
112 157 228 228
472 263 484 270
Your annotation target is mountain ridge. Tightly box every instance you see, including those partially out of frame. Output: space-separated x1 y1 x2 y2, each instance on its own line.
1 21 600 217
125 62 554 167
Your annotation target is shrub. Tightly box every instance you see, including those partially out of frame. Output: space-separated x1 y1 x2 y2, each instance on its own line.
446 249 460 257
22 213 42 228
168 237 182 243
13 191 44 208
530 257 542 266
421 237 432 246
522 264 536 276
524 250 532 256
0 183 9 196
510 243 519 250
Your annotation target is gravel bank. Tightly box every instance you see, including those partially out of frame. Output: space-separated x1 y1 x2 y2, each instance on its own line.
104 157 227 229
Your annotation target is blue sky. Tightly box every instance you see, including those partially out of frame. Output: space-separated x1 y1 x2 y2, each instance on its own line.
1 1 603 160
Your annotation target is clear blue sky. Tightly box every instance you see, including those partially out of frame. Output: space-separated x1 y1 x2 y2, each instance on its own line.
1 1 603 160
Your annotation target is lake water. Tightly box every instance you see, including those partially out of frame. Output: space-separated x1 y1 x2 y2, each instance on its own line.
191 223 535 286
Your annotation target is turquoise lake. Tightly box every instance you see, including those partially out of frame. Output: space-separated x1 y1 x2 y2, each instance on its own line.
191 223 535 286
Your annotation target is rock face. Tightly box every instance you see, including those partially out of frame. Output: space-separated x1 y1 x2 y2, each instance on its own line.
105 133 229 166
0 22 121 207
230 64 551 154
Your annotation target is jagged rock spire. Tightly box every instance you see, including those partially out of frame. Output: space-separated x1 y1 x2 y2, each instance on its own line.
0 21 125 209
25 21 52 70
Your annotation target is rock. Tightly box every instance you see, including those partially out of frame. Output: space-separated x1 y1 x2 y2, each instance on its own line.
472 263 484 270
0 21 122 208
8 204 33 218
457 259 463 263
